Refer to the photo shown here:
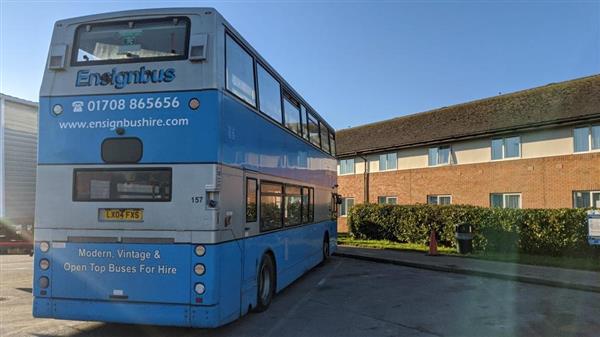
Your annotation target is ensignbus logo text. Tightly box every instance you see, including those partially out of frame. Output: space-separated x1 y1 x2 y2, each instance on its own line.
75 66 175 90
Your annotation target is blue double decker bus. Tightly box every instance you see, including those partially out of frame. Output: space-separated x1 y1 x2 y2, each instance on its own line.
33 8 338 328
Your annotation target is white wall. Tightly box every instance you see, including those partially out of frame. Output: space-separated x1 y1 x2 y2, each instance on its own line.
2 98 38 225
339 125 584 175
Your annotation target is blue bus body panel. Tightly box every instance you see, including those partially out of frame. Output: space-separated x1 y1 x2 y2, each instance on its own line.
48 243 192 304
38 91 220 164
33 221 337 328
38 90 336 187
220 93 336 187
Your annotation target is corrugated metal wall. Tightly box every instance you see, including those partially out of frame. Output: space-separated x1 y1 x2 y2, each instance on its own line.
2 99 38 225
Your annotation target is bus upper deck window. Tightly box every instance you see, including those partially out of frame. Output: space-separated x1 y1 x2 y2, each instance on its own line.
72 17 190 66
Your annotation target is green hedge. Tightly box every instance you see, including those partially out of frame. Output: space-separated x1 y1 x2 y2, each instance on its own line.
347 204 595 256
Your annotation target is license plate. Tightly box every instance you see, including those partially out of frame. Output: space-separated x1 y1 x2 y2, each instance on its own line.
98 208 143 222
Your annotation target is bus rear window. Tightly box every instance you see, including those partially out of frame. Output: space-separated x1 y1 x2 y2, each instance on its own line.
74 168 172 201
72 17 189 65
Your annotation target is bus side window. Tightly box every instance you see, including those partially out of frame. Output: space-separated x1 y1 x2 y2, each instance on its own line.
301 187 309 223
246 178 257 222
260 182 284 232
225 34 256 107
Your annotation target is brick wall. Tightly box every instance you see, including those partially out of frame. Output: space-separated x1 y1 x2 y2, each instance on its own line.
337 152 600 232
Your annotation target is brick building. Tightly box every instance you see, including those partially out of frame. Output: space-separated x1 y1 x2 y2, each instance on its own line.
335 75 600 232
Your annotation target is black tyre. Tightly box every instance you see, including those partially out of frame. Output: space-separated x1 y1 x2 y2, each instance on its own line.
320 235 330 265
254 254 275 312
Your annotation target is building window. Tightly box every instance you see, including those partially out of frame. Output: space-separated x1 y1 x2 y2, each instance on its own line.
246 178 257 222
225 34 256 107
573 191 600 208
428 146 451 166
284 185 302 226
574 126 600 153
490 193 521 209
340 197 355 216
377 196 397 205
283 95 302 136
257 64 282 123
260 182 283 232
339 158 355 175
379 152 397 171
427 195 452 205
491 136 521 160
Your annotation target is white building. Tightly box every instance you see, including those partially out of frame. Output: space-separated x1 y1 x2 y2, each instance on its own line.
0 93 38 226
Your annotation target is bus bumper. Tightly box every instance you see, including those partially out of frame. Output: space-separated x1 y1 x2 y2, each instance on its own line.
33 297 225 328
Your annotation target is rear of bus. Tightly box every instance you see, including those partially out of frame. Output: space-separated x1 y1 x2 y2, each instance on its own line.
32 8 235 327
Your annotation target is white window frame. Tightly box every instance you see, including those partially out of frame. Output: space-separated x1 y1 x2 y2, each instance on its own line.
427 195 452 205
428 146 452 167
490 193 522 209
340 197 355 217
339 158 355 175
378 152 397 171
573 125 600 153
491 136 521 161
377 196 397 205
573 190 600 208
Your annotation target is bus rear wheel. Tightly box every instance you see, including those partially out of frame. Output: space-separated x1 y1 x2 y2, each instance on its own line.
320 234 330 265
254 254 275 312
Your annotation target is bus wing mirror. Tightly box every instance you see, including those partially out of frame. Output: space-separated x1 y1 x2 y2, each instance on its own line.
336 195 343 205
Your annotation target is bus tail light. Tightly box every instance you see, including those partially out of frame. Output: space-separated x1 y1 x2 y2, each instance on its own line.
194 263 205 275
188 98 200 110
195 245 206 256
40 241 50 253
194 283 205 295
39 277 50 289
39 259 50 270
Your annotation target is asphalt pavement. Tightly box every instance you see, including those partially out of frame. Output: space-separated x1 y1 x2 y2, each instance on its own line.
2 254 600 337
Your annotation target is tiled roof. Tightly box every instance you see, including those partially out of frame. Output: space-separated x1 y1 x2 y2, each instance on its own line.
336 74 600 157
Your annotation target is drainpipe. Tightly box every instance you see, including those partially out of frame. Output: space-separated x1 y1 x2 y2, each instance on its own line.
358 154 369 203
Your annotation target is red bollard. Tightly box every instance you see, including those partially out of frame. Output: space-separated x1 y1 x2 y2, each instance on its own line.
428 229 439 256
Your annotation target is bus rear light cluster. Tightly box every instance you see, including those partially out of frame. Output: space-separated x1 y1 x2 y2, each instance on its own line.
40 241 50 253
39 259 50 270
195 245 206 256
194 263 205 276
39 276 50 289
188 98 200 110
194 283 205 295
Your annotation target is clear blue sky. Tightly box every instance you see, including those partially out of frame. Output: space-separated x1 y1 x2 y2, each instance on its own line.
1 1 599 130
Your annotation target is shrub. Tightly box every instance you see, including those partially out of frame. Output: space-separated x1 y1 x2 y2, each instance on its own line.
347 204 594 256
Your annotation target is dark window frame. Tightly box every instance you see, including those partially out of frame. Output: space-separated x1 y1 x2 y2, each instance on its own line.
71 16 191 67
72 167 172 202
